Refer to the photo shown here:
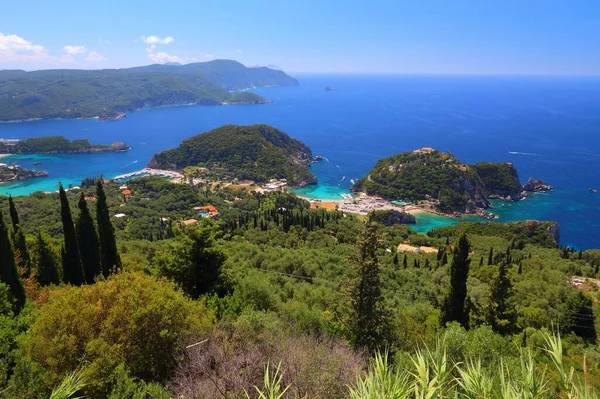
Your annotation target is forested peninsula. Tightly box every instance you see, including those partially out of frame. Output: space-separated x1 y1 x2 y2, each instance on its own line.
148 124 316 186
0 60 298 121
352 147 552 214
0 136 129 154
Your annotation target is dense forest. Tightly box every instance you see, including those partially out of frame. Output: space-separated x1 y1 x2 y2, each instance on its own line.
0 174 598 398
0 60 297 121
148 124 317 186
0 136 129 154
353 149 536 213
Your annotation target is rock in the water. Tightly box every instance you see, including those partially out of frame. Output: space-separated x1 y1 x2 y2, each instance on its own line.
370 209 416 226
523 178 553 192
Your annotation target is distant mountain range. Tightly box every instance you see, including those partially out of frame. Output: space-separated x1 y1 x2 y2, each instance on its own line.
0 60 299 122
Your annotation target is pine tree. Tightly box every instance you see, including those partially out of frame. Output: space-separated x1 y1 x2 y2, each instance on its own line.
35 230 60 286
488 247 494 266
351 218 390 353
441 233 470 328
76 192 101 283
488 260 517 335
96 179 122 277
0 208 25 310
59 184 85 286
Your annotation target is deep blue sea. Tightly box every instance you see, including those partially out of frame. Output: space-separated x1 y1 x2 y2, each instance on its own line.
0 75 599 248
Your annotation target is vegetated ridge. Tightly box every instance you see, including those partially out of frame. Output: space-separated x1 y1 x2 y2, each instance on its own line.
0 59 298 121
0 136 129 154
148 124 316 186
352 147 551 214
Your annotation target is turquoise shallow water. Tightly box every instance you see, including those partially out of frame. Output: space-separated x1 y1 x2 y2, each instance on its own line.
0 75 599 248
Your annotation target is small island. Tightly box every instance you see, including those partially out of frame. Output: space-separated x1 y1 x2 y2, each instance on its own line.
0 136 130 155
352 147 552 218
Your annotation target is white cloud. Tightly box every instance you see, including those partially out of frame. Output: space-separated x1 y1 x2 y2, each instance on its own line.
0 32 45 54
147 51 184 64
204 54 214 58
141 35 174 45
86 51 105 63
63 45 87 55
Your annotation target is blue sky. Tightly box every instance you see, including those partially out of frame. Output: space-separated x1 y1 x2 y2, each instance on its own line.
2 0 599 74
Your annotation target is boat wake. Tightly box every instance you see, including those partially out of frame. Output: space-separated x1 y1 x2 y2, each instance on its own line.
338 176 346 186
336 165 341 170
124 160 139 167
508 151 541 156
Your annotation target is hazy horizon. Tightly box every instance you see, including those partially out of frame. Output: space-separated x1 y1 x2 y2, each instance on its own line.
2 0 600 75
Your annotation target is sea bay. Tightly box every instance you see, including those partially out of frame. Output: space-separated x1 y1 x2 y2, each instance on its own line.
0 74 599 248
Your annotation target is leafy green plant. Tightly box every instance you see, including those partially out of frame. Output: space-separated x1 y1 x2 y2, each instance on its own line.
49 368 87 399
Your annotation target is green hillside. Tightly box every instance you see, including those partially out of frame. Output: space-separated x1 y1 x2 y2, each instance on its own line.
352 148 490 213
148 124 316 186
353 149 533 213
0 60 298 121
0 177 599 397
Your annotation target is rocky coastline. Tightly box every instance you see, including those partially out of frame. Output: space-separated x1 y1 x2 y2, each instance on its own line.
0 165 49 184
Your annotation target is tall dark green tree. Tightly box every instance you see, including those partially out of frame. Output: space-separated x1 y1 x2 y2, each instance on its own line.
12 225 31 277
441 233 471 328
403 253 408 268
8 196 31 276
96 179 121 277
562 291 596 341
35 230 60 286
0 209 25 310
156 224 225 298
59 184 85 286
351 218 390 353
487 260 517 335
488 247 494 266
75 192 101 283
8 196 19 227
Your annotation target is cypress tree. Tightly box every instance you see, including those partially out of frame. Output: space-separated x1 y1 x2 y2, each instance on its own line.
488 260 517 335
392 253 398 266
8 195 19 227
59 184 85 286
488 247 494 266
0 209 25 310
442 251 448 265
479 256 484 267
351 218 390 353
76 192 101 283
35 230 60 286
403 253 408 268
441 233 471 328
96 179 122 277
7 196 30 276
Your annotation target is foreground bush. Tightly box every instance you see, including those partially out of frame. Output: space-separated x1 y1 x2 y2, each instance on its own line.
10 271 213 398
168 326 363 399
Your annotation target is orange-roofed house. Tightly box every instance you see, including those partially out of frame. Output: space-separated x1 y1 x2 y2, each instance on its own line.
122 189 132 195
194 204 219 218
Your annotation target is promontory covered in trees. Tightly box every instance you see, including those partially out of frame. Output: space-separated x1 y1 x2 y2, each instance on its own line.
148 124 316 186
0 60 298 121
0 136 129 154
352 147 552 214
